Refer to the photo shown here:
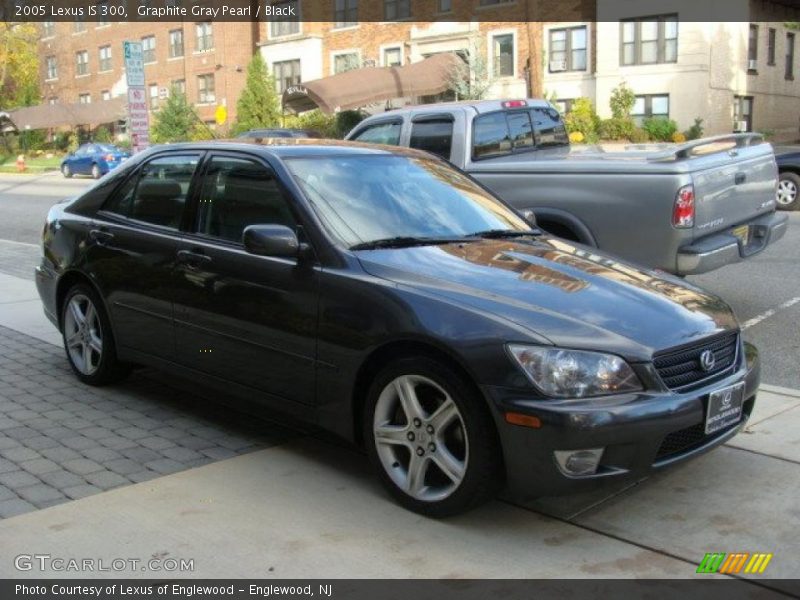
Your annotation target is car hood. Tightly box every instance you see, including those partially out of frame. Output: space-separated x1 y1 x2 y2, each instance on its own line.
356 237 738 361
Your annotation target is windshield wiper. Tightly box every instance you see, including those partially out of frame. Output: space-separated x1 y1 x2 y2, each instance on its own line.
467 229 542 239
350 236 469 251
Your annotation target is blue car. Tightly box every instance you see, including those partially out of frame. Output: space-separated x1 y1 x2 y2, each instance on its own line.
61 143 130 179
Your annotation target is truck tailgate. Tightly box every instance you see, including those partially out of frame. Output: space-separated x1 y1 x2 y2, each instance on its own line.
691 143 777 240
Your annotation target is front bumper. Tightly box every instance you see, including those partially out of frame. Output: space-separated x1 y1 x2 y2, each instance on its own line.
676 211 788 275
486 342 760 500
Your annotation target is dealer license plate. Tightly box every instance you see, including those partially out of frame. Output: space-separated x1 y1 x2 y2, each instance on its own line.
705 383 745 435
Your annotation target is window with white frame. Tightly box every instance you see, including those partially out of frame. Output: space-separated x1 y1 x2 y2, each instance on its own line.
492 33 515 78
78 93 91 104
548 26 587 72
273 60 301 93
631 94 669 126
198 74 215 103
169 29 184 58
787 32 796 80
74 20 86 34
334 52 360 74
172 79 186 95
42 22 55 38
101 90 111 101
149 84 160 109
75 51 89 76
383 47 402 67
142 36 156 63
334 0 357 28
734 95 754 132
96 1 109 25
384 0 409 20
621 15 678 66
99 45 112 72
46 56 58 80
196 22 214 51
270 1 300 37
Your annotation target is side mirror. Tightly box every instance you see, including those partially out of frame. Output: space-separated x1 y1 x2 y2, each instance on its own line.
243 224 300 258
521 209 537 228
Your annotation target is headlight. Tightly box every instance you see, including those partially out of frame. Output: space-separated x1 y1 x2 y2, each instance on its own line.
507 345 642 398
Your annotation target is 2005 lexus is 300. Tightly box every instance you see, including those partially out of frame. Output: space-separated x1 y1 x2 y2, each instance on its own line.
36 139 759 517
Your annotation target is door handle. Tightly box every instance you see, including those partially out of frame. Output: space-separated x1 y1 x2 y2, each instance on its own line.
735 173 747 185
176 249 212 266
89 229 114 245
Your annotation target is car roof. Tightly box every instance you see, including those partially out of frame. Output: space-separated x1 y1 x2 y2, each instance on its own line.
142 138 435 160
356 98 554 120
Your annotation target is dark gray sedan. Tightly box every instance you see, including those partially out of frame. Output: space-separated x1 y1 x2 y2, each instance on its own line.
36 140 759 516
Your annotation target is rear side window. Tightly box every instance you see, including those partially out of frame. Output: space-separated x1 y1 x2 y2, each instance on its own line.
531 107 569 147
352 121 402 145
409 119 454 160
473 112 512 159
507 111 534 149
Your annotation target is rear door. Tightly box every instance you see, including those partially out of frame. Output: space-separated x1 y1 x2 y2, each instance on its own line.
172 152 319 407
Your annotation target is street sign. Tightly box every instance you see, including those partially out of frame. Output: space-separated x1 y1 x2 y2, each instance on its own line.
215 105 228 126
124 42 150 154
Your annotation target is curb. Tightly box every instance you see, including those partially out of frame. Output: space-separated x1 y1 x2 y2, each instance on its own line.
760 383 800 399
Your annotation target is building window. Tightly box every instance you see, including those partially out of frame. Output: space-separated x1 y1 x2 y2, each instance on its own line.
141 36 156 64
198 74 215 103
169 29 184 58
383 47 402 67
99 45 112 72
270 1 300 37
96 1 109 25
333 0 357 28
631 94 669 126
172 79 186 95
621 15 678 66
42 22 55 38
491 33 515 78
748 24 758 71
734 96 754 132
384 0 410 20
101 90 111 101
196 22 214 51
787 32 796 80
73 19 86 34
45 56 58 80
479 0 514 5
273 59 301 93
768 28 777 66
333 52 360 74
548 26 587 72
149 84 160 109
75 51 89 76
49 97 58 105
78 93 91 104
438 0 452 12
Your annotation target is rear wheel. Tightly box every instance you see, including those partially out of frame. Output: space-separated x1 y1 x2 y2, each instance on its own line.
91 164 101 179
364 357 502 517
61 284 129 386
776 171 799 211
62 164 72 178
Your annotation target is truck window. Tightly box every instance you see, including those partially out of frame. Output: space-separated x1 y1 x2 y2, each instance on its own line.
409 119 454 160
507 111 534 149
473 113 512 159
352 122 402 145
531 107 569 147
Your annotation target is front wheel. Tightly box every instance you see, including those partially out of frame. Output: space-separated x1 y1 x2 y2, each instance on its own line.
364 357 502 517
91 164 102 179
62 164 72 178
61 284 129 386
776 172 799 211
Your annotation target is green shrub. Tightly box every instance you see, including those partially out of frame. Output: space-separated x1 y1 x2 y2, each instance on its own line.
684 118 704 141
564 98 600 142
335 110 367 138
643 117 679 142
629 128 650 143
598 117 635 141
609 82 636 119
284 109 338 138
93 126 113 144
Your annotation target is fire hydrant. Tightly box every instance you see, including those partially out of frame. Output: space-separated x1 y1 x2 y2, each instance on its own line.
16 154 26 172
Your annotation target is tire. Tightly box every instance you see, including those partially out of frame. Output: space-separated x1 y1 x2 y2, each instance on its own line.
62 164 72 178
91 164 101 179
363 356 502 517
776 171 799 211
61 283 129 386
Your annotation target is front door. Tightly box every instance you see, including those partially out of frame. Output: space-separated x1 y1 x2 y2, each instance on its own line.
172 153 318 407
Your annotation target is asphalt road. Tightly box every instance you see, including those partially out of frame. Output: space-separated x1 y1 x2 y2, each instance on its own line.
1 171 798 388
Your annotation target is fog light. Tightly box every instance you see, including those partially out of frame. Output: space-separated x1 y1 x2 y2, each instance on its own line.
554 448 604 477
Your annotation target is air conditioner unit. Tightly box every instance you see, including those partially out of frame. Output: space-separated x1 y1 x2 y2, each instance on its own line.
734 120 749 132
549 60 568 72
748 59 758 71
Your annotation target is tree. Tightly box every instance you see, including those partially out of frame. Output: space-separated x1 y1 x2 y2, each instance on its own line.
447 41 496 101
0 23 39 109
233 53 281 134
151 86 204 143
609 82 636 119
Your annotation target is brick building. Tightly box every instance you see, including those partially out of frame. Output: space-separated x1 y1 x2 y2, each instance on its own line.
38 19 260 129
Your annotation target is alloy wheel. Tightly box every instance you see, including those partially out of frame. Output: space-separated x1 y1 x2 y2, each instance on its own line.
776 178 798 206
63 294 103 376
373 375 468 502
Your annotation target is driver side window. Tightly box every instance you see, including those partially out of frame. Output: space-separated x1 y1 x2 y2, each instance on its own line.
352 122 402 145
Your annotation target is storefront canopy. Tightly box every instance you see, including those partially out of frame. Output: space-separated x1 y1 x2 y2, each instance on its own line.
1 97 127 131
282 53 462 115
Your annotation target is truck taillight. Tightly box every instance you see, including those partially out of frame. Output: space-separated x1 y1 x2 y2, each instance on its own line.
672 185 695 228
502 100 528 109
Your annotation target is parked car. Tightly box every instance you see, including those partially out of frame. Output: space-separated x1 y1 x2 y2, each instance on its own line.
347 100 788 276
36 140 760 517
236 128 321 139
61 143 130 179
774 146 800 211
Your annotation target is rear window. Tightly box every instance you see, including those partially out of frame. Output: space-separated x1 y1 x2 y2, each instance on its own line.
473 113 512 159
472 107 568 159
532 107 569 147
409 119 454 160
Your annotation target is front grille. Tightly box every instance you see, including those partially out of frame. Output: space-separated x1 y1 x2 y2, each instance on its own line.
655 422 737 461
653 332 739 391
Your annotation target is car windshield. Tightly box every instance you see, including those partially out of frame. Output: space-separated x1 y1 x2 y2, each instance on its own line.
97 144 118 152
286 155 530 248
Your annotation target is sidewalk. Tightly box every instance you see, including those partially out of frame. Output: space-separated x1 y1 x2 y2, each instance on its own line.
0 268 798 585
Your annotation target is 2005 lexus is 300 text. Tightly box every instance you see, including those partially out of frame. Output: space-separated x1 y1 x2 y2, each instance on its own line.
36 140 759 517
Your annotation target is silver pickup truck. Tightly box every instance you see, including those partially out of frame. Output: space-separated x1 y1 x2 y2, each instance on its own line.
347 99 788 275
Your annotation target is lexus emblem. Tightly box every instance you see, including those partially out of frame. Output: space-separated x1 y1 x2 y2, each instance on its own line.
700 350 716 372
